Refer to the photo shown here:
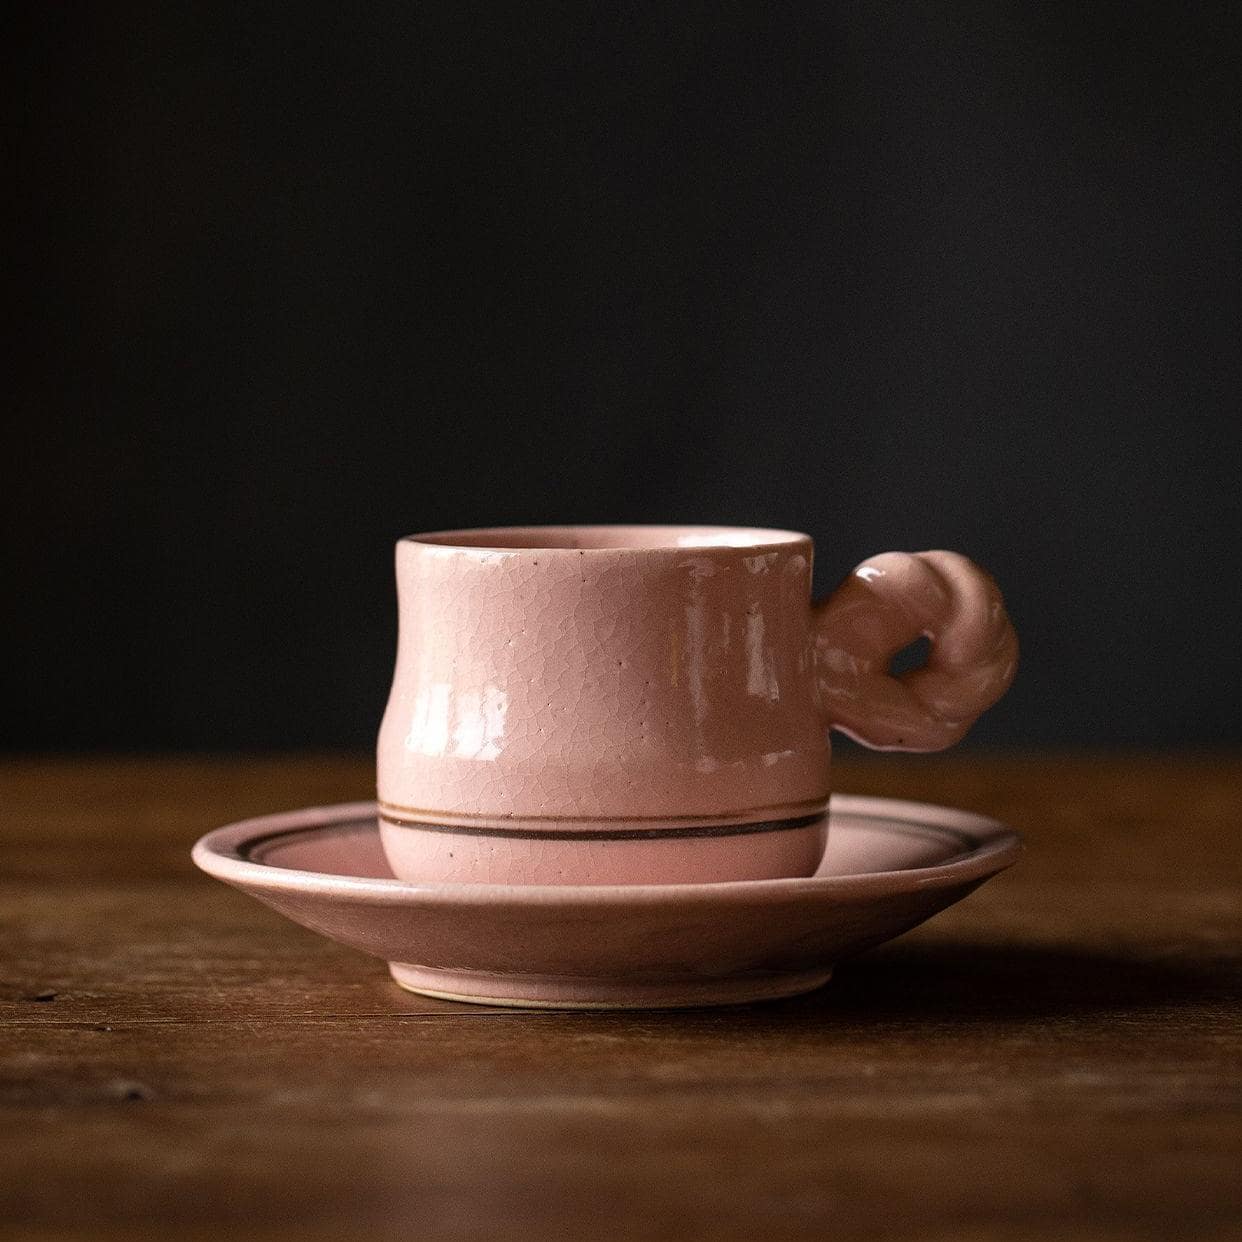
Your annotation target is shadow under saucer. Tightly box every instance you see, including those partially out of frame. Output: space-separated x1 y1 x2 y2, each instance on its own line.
780 939 1240 1024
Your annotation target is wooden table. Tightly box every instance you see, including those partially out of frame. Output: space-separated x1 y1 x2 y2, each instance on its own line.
3 755 1240 1241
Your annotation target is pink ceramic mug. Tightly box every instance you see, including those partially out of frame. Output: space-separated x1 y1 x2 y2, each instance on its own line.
377 526 1017 885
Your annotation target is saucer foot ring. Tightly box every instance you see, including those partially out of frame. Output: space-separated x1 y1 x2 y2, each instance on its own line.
388 962 834 1010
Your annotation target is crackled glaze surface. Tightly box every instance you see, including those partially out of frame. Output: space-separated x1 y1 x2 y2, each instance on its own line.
377 526 1018 884
378 526 828 825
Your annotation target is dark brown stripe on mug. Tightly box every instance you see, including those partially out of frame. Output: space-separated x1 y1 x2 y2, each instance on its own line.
377 811 826 842
378 797 828 825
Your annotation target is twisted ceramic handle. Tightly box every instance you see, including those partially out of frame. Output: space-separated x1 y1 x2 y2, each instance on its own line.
813 550 1018 751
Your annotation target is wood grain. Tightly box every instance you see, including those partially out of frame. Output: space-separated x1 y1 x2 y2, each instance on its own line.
2 755 1240 1241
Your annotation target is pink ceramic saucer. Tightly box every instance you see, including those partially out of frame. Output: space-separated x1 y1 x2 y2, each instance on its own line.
191 797 1021 1010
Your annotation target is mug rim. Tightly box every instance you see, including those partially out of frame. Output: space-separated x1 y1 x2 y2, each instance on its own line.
400 524 811 554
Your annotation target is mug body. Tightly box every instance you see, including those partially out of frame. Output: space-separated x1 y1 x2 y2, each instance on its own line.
377 526 830 884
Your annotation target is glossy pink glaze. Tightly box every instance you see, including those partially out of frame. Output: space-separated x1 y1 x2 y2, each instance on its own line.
191 797 1023 1009
814 550 1019 751
377 526 1017 885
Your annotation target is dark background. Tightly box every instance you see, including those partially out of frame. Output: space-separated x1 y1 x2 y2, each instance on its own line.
7 4 1240 752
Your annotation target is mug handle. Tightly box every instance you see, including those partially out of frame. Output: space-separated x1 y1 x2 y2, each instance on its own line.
813 550 1018 751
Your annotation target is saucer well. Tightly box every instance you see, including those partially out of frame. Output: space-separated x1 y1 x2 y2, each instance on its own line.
191 796 1021 1009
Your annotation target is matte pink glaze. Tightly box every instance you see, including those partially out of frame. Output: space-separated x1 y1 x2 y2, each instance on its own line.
191 796 1023 1009
379 818 829 886
377 526 1018 885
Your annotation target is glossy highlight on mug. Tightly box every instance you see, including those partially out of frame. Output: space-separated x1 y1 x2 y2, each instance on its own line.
377 525 1017 885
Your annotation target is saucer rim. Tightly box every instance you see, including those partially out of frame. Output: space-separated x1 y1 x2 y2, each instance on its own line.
191 795 1023 906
